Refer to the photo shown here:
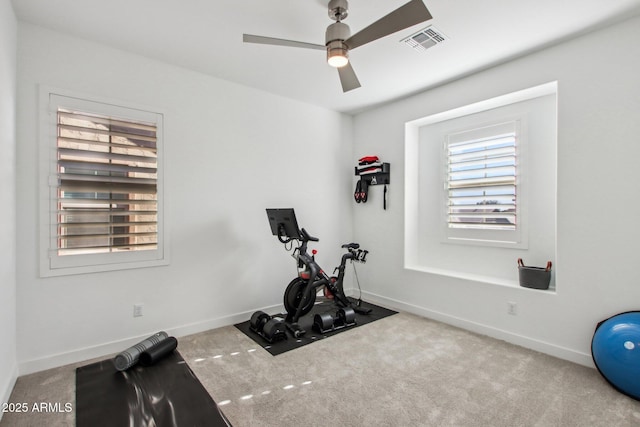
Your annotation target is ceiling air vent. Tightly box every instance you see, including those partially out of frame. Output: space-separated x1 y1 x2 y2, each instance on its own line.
402 26 446 52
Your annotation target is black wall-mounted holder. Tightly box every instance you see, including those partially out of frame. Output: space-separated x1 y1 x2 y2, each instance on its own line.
354 162 390 209
355 162 390 186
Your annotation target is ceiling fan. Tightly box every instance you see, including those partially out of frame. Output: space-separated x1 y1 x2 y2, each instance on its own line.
243 0 433 92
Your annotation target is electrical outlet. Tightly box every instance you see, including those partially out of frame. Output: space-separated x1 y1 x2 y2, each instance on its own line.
133 304 144 317
507 301 518 316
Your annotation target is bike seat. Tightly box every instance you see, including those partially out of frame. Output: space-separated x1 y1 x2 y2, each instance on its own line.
341 243 360 250
301 228 319 242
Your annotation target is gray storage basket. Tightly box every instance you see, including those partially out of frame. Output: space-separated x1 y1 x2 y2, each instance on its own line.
517 258 552 290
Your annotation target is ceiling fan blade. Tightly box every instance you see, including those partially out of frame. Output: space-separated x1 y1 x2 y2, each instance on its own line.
243 34 325 51
337 62 361 92
345 0 432 50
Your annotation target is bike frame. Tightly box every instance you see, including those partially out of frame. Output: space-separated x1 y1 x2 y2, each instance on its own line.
286 230 355 324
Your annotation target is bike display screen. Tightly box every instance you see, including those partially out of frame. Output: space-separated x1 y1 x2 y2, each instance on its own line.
266 208 302 240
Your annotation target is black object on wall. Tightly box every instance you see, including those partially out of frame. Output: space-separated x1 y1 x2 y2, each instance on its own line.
355 162 390 186
354 159 390 209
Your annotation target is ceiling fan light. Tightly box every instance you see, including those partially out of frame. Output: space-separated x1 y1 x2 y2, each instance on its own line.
328 52 348 68
327 40 349 68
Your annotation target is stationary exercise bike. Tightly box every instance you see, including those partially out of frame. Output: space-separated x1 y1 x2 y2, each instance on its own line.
250 209 371 342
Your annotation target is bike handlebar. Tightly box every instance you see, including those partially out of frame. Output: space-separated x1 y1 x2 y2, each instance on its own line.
300 228 319 242
289 228 366 263
341 242 360 250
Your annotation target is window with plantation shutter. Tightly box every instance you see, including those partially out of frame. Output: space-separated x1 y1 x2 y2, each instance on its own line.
40 91 167 276
56 109 158 255
446 121 517 231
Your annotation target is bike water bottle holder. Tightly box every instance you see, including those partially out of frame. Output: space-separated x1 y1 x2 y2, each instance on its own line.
291 246 300 260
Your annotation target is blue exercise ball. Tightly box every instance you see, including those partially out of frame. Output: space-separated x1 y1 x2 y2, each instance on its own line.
591 311 640 400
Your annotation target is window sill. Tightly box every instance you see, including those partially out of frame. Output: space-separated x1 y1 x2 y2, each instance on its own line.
40 257 169 278
404 264 556 294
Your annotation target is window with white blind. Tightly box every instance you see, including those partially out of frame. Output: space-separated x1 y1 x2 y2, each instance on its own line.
40 91 167 276
443 119 524 247
446 121 517 231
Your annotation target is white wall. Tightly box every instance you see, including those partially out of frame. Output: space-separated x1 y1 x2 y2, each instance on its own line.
16 23 353 373
352 15 640 366
0 0 18 414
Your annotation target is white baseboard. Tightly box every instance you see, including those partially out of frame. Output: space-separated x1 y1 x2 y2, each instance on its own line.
18 304 282 376
17 292 593 375
0 363 18 421
360 290 594 368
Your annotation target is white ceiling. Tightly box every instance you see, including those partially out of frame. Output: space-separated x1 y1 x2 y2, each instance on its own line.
11 0 640 114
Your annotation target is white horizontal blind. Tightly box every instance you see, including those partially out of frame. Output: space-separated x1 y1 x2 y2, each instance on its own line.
446 121 517 231
56 108 158 256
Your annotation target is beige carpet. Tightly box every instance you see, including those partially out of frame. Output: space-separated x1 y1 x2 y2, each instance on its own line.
3 311 640 426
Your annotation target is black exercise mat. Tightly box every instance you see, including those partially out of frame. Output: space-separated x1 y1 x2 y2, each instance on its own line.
235 298 397 356
76 350 231 427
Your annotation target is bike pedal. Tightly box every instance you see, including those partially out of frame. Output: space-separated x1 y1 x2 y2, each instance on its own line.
286 322 306 338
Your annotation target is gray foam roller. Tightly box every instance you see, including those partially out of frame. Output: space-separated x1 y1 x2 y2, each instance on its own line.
113 331 169 371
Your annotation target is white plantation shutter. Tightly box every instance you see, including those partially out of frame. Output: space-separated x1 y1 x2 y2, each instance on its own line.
446 121 518 231
56 108 159 255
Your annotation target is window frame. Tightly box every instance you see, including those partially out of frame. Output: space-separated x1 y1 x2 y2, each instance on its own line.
442 117 527 249
39 87 169 277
